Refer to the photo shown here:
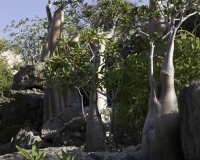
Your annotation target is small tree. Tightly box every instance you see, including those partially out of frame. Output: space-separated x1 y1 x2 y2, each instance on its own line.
141 0 200 159
4 17 48 65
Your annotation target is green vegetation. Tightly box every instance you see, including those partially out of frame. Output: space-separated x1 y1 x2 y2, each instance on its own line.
16 141 45 160
55 150 76 160
0 57 13 96
2 0 200 149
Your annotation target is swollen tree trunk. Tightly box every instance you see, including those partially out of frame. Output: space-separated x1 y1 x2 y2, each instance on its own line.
42 1 70 123
142 29 183 160
85 91 108 152
141 1 186 159
85 25 116 152
97 43 109 123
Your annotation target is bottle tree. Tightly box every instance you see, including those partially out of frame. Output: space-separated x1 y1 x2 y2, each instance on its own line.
141 0 200 159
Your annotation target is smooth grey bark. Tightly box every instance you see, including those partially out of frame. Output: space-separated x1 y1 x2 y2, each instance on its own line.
42 0 70 123
85 91 108 152
141 0 198 159
85 22 117 152
142 29 183 160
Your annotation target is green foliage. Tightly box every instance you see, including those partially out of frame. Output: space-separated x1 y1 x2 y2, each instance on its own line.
16 141 45 160
4 17 48 64
55 150 75 160
113 52 149 144
0 57 13 95
174 30 200 93
43 27 105 92
9 0 199 148
80 143 85 151
0 38 11 53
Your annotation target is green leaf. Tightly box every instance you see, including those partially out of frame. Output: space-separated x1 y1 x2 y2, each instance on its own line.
16 145 34 160
35 152 45 160
32 141 39 158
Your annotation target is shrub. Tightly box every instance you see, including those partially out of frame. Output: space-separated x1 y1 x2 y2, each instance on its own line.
0 57 13 95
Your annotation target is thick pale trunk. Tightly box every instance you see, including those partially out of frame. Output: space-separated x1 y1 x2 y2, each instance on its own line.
41 4 52 61
43 81 68 122
43 2 75 123
97 44 109 123
85 91 106 151
142 30 183 160
48 8 64 57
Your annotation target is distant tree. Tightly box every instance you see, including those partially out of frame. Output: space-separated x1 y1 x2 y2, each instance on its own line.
4 17 48 64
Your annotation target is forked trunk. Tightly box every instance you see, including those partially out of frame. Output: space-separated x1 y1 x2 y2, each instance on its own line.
141 29 183 160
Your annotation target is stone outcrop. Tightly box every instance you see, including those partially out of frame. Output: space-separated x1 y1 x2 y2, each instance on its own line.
0 146 142 160
12 62 45 90
9 128 41 154
41 107 85 146
0 128 41 155
53 117 86 147
178 79 200 160
0 90 43 131
41 119 63 142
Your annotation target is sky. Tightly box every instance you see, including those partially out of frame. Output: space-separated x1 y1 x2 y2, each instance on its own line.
0 0 149 39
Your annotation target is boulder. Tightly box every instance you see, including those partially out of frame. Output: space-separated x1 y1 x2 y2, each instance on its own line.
0 92 29 130
41 107 82 142
56 107 81 123
0 127 41 155
12 62 45 90
178 79 200 160
124 145 139 153
0 90 44 131
53 117 86 147
41 119 63 142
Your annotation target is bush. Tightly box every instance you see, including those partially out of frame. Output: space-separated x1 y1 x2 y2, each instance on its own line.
0 57 13 96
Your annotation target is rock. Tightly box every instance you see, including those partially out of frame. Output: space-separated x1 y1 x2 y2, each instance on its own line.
0 146 143 160
178 80 200 160
26 94 44 131
0 146 94 160
41 107 82 143
0 143 11 155
124 145 138 153
53 117 86 147
12 62 45 90
89 151 141 160
56 107 81 123
41 119 63 142
0 90 44 131
0 92 29 130
8 127 41 154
